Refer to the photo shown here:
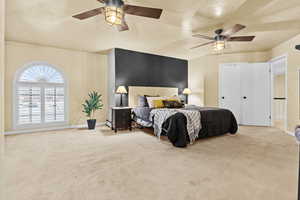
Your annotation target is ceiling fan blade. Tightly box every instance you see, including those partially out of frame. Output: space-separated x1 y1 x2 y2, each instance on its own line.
192 34 215 40
190 41 215 49
117 19 129 32
228 36 255 41
123 4 163 19
223 24 246 36
73 7 104 20
97 0 106 3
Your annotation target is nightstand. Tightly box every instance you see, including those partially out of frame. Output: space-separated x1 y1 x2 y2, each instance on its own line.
111 107 132 133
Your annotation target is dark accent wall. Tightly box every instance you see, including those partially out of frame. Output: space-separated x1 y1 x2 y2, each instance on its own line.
114 48 188 106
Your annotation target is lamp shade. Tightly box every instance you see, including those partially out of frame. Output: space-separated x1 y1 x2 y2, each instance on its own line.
116 86 127 94
182 88 192 95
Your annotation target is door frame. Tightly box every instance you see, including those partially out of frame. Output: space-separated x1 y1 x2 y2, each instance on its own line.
269 54 288 131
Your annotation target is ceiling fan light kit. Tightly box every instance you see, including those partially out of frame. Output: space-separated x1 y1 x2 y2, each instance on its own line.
104 0 124 25
214 40 226 51
105 7 123 25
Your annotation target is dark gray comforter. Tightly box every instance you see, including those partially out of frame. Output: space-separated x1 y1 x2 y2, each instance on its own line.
183 105 238 137
132 105 238 147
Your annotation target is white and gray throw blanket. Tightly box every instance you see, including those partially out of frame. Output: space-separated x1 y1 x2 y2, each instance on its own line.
149 109 201 144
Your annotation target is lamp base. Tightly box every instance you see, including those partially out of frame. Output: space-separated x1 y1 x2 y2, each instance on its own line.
120 94 123 107
185 94 188 104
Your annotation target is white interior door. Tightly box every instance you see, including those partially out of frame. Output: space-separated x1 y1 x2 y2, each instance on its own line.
219 64 241 124
240 63 271 126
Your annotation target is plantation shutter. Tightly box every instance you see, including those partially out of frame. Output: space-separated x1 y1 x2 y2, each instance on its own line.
45 87 65 122
17 86 42 124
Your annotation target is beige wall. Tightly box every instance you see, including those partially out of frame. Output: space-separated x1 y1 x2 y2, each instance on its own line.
0 0 4 198
5 41 108 131
271 33 300 132
189 52 270 107
188 62 204 106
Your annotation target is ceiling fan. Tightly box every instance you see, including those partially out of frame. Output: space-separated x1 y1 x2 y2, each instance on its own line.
191 24 255 51
72 0 163 32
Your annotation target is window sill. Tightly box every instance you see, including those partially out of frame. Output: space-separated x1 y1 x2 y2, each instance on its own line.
13 121 69 131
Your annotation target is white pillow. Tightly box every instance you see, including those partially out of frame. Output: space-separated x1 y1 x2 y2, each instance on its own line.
146 96 167 108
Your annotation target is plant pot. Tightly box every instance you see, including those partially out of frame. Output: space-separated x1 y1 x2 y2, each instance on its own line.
87 119 96 130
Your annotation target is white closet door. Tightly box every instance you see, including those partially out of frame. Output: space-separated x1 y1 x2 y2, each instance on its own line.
241 63 271 126
219 64 241 123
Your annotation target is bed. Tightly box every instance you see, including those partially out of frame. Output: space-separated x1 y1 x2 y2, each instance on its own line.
129 86 238 148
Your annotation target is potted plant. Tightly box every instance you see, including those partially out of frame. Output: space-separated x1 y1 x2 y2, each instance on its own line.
82 91 103 130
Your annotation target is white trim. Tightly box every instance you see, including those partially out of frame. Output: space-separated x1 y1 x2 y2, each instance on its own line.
14 61 68 83
299 69 300 124
13 62 69 130
284 55 288 132
269 54 288 62
269 54 288 132
4 122 105 135
286 131 295 136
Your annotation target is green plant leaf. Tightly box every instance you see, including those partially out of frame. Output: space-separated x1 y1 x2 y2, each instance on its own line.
82 91 104 119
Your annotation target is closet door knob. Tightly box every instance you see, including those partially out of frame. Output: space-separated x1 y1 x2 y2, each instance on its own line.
222 97 225 99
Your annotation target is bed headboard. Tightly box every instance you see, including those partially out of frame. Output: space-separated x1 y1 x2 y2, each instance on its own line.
128 86 179 107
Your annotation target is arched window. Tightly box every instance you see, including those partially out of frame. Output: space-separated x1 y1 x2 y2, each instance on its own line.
14 62 67 129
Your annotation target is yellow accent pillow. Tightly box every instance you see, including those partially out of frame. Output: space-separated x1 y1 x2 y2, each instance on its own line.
153 99 165 108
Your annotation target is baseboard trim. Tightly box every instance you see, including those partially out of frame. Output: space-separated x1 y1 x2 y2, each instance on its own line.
286 131 295 136
4 122 105 136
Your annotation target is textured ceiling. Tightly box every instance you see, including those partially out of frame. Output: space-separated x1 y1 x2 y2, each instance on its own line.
6 0 300 59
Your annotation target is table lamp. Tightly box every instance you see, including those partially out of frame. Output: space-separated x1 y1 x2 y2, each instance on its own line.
116 86 127 107
182 88 192 104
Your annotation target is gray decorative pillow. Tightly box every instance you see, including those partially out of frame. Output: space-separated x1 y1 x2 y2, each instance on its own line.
138 95 147 107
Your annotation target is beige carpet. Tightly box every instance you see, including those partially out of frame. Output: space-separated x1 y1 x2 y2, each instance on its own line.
4 126 298 200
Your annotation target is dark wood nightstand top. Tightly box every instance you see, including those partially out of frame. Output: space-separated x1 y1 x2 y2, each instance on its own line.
111 107 132 110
